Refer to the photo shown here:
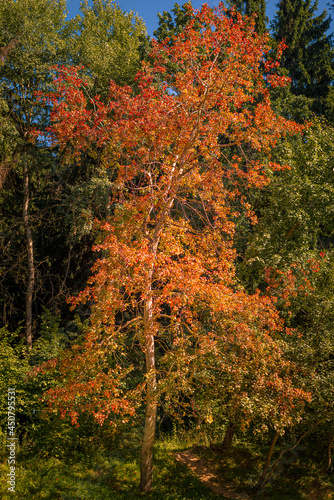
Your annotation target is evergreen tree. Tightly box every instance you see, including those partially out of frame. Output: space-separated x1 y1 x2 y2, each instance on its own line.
153 2 193 42
271 0 334 117
227 0 268 34
155 1 268 42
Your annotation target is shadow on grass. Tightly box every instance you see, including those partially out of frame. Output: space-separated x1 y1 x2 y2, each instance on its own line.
196 442 334 500
0 441 219 500
6 434 333 499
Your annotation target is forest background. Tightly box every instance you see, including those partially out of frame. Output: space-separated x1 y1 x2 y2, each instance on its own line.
66 0 333 37
2 0 334 498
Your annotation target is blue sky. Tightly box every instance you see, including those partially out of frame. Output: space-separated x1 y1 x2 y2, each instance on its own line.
66 0 333 37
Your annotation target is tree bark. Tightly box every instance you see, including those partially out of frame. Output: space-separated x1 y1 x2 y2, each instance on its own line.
140 286 157 493
327 435 334 473
222 420 236 449
139 174 177 492
22 159 34 349
255 431 279 489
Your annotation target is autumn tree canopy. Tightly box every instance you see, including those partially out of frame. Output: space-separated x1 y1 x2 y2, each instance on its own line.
35 3 310 493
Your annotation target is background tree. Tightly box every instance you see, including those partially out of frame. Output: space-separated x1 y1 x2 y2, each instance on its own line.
67 0 148 97
271 0 334 118
154 2 193 42
227 0 268 34
0 0 149 348
0 0 68 347
233 118 334 477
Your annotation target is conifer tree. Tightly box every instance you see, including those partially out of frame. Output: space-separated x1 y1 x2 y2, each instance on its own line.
227 0 268 34
153 2 192 42
154 1 268 41
271 0 334 117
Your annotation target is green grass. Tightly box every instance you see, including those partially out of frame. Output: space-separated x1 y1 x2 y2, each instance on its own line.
1 430 334 499
0 434 218 499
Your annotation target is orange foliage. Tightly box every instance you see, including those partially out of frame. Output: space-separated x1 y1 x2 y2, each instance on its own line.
33 2 309 434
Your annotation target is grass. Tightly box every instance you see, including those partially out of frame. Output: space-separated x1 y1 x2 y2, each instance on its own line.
1 428 334 499
0 432 217 499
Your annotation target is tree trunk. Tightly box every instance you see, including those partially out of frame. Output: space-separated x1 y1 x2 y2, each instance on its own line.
255 431 279 489
139 176 176 492
22 159 34 349
140 283 157 493
222 420 236 449
327 436 334 473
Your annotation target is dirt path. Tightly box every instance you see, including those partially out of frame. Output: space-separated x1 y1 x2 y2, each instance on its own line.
174 449 250 499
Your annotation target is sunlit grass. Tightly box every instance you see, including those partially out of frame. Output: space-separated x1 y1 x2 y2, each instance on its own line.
1 430 333 499
0 434 217 499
